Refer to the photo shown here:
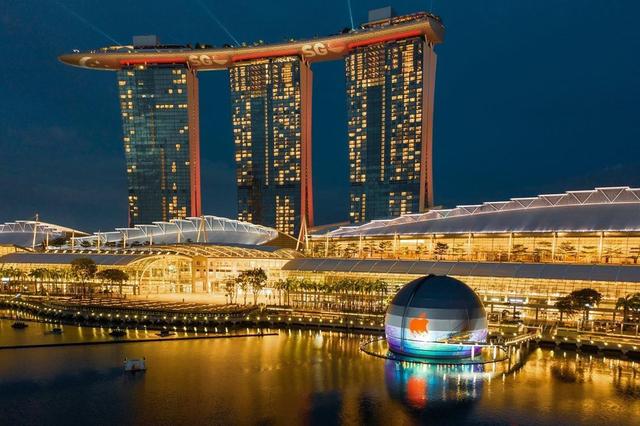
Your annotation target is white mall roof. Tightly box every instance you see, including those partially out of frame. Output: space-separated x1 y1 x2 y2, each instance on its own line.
319 187 640 238
0 220 86 247
71 215 278 248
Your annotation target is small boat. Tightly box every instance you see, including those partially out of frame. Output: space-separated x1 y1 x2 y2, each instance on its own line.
123 357 146 372
11 321 28 329
50 327 63 335
157 329 175 337
109 329 127 337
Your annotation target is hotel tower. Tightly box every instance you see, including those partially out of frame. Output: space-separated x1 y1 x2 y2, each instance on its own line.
346 8 437 223
229 57 313 236
60 8 443 235
117 36 201 225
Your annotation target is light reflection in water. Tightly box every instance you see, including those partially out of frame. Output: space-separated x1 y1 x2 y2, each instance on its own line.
385 360 487 410
2 315 640 425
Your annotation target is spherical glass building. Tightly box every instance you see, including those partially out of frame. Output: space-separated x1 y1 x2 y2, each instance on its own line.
385 275 488 359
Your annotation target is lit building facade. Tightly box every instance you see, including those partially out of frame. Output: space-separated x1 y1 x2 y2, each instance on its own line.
117 61 201 225
0 217 293 295
346 11 437 223
60 12 444 236
229 57 313 236
5 186 640 324
308 187 640 266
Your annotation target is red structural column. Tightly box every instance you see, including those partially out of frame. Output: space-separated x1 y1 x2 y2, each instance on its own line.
187 69 202 217
300 60 314 231
419 44 437 211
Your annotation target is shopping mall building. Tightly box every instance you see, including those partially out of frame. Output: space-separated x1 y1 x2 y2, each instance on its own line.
2 187 640 321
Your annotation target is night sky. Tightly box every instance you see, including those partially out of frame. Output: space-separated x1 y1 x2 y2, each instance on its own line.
1 0 639 232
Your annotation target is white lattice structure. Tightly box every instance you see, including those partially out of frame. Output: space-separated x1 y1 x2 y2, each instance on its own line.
322 187 640 237
71 215 278 248
0 220 86 247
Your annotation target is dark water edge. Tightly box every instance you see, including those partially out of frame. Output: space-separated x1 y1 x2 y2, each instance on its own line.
1 318 640 426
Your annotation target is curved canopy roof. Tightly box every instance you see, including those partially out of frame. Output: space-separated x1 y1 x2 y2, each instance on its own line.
320 187 640 238
71 216 278 248
0 220 87 248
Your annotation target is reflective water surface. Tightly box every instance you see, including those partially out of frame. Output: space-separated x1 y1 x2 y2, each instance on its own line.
1 319 640 425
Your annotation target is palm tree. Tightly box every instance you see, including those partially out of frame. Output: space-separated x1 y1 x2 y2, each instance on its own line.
284 277 300 307
297 278 311 308
29 267 49 294
602 246 623 264
235 274 249 305
273 279 284 305
615 293 640 324
70 258 97 297
11 268 27 293
555 296 577 323
434 242 448 259
364 279 375 312
343 242 358 258
569 288 602 324
557 241 577 262
373 279 388 312
236 269 266 305
628 246 640 264
247 268 267 305
0 265 10 293
223 278 237 304
534 241 553 262
96 269 129 296
47 268 62 294
377 241 392 258
510 244 528 262
59 268 74 294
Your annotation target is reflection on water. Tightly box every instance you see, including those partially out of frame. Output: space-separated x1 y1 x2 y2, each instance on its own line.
385 360 485 410
1 319 640 425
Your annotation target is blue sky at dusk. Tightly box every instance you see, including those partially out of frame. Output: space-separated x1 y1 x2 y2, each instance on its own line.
0 0 639 231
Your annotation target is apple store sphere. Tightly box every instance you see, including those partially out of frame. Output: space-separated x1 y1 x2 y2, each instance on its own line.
384 275 489 359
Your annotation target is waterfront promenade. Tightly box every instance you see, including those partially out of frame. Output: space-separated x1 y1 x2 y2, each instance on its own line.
0 294 386 333
3 294 640 358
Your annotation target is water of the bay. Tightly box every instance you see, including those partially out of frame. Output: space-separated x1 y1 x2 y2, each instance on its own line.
1 318 639 426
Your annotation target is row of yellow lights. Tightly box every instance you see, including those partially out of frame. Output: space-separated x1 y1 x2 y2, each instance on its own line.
555 335 638 351
8 301 384 327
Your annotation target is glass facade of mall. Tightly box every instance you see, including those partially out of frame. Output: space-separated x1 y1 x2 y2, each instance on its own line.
311 187 640 265
229 57 313 236
307 232 640 266
117 65 201 225
346 24 436 223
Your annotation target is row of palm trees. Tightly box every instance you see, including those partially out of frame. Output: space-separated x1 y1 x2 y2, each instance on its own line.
0 258 129 297
0 266 72 294
554 288 640 326
554 288 603 324
220 271 390 314
223 268 268 305
271 277 389 313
